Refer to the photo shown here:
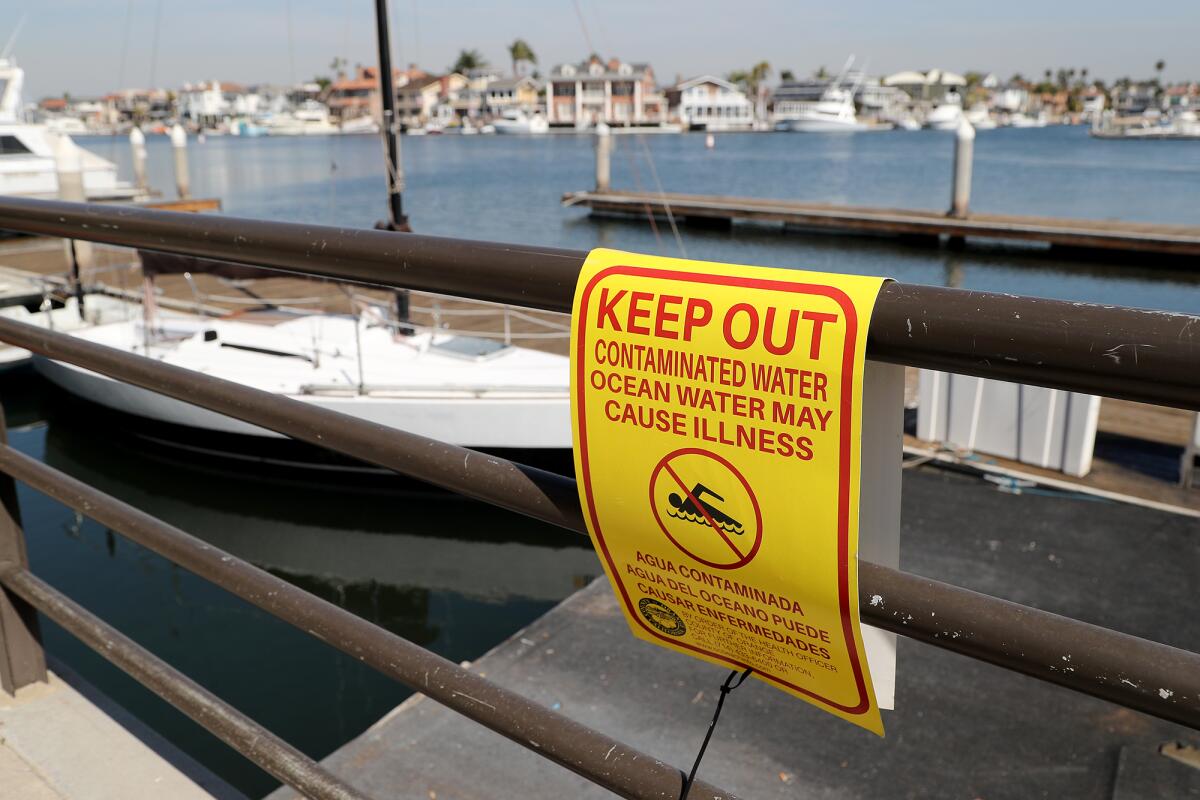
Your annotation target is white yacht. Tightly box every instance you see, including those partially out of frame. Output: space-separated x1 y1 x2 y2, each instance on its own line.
965 103 997 130
338 114 380 135
925 90 964 130
491 109 550 135
773 56 871 133
776 87 868 132
1006 111 1048 128
265 101 338 136
0 56 136 199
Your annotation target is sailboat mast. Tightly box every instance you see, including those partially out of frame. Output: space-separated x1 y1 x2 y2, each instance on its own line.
374 0 409 231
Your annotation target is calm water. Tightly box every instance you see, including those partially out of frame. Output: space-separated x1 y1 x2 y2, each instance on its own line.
9 128 1198 797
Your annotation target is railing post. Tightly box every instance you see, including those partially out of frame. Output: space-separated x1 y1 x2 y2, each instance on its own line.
594 126 612 193
948 117 975 219
0 406 46 695
170 123 191 200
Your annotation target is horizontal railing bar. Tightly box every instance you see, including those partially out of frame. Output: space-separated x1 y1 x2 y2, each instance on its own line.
0 197 1196 410
0 318 1196 731
0 567 370 800
0 445 732 800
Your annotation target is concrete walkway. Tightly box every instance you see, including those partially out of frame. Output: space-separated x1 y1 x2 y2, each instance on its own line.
0 664 241 800
272 465 1200 799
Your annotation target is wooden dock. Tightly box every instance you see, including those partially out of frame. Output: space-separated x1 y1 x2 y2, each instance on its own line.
563 189 1200 257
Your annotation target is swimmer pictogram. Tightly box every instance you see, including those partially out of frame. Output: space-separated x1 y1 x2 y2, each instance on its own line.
649 448 763 570
667 484 745 535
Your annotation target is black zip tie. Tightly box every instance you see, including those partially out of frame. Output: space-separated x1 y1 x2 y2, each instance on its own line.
680 667 753 800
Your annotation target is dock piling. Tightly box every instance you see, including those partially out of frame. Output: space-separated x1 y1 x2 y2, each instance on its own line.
52 133 94 275
170 123 191 200
129 126 148 192
594 127 612 193
949 118 975 219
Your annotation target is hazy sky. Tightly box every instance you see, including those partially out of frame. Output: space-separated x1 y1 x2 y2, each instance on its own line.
10 0 1198 99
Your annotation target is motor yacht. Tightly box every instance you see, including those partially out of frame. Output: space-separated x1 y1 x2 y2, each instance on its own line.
491 109 550 134
265 101 338 136
925 90 964 130
776 87 868 132
0 56 137 199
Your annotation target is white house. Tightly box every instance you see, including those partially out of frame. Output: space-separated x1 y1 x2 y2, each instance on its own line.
667 75 753 130
179 81 229 126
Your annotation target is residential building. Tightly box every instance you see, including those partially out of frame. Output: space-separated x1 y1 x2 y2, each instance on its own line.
327 65 427 122
882 69 966 103
396 73 470 125
179 81 228 126
481 77 541 116
545 56 665 127
666 75 752 130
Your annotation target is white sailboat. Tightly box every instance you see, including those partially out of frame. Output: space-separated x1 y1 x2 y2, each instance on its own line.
35 311 572 452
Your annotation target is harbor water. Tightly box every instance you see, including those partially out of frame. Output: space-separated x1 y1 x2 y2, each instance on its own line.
8 127 1200 797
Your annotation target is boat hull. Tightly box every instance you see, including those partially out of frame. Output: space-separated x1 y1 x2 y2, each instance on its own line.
34 355 572 450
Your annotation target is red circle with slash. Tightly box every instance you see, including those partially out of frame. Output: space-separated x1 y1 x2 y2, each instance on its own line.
648 448 763 570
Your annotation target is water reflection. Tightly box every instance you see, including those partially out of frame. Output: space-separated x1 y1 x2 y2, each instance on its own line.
41 410 601 606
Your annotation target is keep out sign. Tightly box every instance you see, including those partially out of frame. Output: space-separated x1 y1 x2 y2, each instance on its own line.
570 248 887 735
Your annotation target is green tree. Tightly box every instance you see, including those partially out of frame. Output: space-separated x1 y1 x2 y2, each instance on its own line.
508 39 537 77
748 61 771 95
815 65 829 79
452 49 487 74
780 69 795 82
964 71 984 88
329 56 347 80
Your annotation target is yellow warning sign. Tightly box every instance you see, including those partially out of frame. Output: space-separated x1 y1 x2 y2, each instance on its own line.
570 248 887 735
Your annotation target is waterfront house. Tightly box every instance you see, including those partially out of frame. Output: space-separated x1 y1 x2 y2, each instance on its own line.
327 65 427 123
545 56 666 127
882 69 966 103
397 73 470 125
666 75 752 130
179 81 228 127
481 76 542 116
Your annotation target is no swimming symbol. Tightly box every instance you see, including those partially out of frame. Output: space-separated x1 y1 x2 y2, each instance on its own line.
649 448 763 570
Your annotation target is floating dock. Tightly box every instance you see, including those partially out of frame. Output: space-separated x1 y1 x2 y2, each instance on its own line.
563 190 1200 257
270 465 1200 799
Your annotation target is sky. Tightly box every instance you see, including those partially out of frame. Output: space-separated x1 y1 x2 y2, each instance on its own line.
9 0 1198 100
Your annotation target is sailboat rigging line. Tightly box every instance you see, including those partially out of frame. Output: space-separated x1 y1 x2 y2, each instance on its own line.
284 0 297 87
571 0 596 57
637 134 688 258
148 0 163 90
623 142 664 250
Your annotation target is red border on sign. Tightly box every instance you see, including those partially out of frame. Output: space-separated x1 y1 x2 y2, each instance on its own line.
649 448 763 570
576 264 871 716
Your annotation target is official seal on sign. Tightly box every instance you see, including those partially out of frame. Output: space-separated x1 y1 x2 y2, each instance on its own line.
638 598 687 636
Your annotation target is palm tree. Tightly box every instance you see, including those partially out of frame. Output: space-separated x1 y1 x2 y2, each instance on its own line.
1081 67 1089 86
1155 60 1166 80
452 49 487 75
779 69 795 82
508 39 537 77
747 61 771 95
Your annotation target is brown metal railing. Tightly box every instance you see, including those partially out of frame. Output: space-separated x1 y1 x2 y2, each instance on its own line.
0 198 1197 799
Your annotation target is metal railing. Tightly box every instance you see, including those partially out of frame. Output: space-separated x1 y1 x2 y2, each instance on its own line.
0 197 1197 800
